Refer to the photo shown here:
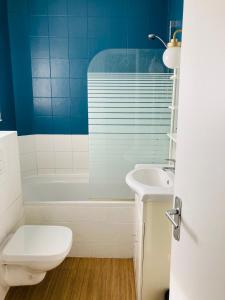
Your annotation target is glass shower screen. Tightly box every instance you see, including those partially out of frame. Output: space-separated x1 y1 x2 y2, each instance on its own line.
88 49 173 200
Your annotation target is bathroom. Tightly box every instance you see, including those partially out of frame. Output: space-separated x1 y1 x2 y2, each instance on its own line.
1 0 225 299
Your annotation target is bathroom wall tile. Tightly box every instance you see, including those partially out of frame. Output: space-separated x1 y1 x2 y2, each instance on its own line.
24 206 42 223
29 0 48 15
35 135 54 151
20 153 37 173
87 37 109 57
53 135 72 151
52 117 71 134
50 38 68 59
74 168 89 174
30 37 49 59
70 59 88 78
32 78 51 97
73 151 89 169
8 0 28 14
18 135 35 154
33 117 53 134
70 98 87 116
127 0 160 17
88 17 110 38
68 17 87 37
51 79 70 97
127 17 151 48
48 0 67 15
52 98 70 116
38 168 55 174
70 79 87 97
0 196 24 242
72 135 89 151
38 169 55 175
29 16 49 36
50 59 69 78
71 115 88 134
68 0 87 16
69 242 93 257
55 168 73 174
49 17 68 37
87 0 110 17
55 151 73 168
32 59 50 78
69 38 88 59
33 98 52 116
36 151 55 169
108 0 127 17
109 18 128 44
22 169 38 177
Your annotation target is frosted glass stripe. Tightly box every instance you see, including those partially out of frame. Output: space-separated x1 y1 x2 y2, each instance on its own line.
89 103 170 108
88 94 172 99
89 119 170 125
88 70 173 200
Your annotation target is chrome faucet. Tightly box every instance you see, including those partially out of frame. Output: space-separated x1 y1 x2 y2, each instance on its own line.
163 159 176 173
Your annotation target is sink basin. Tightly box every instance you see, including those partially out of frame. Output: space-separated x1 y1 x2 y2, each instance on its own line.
126 165 174 200
132 168 172 187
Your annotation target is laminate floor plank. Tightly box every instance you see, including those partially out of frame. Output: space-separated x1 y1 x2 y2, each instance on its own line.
5 258 136 300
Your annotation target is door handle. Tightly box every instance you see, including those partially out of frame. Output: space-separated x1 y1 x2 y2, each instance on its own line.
165 197 182 241
165 209 180 229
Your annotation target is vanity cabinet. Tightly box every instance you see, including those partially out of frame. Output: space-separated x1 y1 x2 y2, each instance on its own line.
133 194 172 300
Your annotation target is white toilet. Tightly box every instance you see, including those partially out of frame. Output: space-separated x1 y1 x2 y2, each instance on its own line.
0 225 72 286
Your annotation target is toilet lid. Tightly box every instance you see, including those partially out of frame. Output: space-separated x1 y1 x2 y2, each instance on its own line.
2 225 72 263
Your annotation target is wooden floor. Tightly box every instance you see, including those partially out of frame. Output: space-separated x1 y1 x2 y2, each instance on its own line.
6 258 136 300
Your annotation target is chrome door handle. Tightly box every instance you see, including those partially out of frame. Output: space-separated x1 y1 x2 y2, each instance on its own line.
165 197 182 241
165 209 180 229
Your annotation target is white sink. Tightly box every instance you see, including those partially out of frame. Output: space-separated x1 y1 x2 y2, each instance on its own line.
126 165 174 201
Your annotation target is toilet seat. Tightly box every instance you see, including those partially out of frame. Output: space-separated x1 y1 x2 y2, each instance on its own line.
2 225 72 264
0 225 72 286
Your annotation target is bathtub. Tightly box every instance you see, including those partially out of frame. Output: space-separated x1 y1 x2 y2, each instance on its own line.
23 174 135 258
23 174 133 202
23 174 89 202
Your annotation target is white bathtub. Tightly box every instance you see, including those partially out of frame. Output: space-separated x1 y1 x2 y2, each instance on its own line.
23 174 89 202
23 174 135 258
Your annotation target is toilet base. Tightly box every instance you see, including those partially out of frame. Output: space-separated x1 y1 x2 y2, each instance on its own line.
0 264 46 286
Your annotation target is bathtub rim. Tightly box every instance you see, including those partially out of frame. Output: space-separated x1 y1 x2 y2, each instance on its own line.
23 199 135 206
22 173 89 183
22 174 134 204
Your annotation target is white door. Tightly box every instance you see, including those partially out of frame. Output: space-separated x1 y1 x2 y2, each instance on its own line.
169 1 225 299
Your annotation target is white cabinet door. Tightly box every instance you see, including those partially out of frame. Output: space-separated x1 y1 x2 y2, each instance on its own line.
169 1 225 299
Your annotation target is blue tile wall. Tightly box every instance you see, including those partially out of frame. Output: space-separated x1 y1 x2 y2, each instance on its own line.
168 0 184 21
5 0 183 135
8 11 34 135
0 0 16 131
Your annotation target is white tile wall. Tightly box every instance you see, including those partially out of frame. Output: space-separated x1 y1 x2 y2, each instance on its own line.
18 135 89 176
0 132 24 298
18 135 37 177
25 201 135 258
